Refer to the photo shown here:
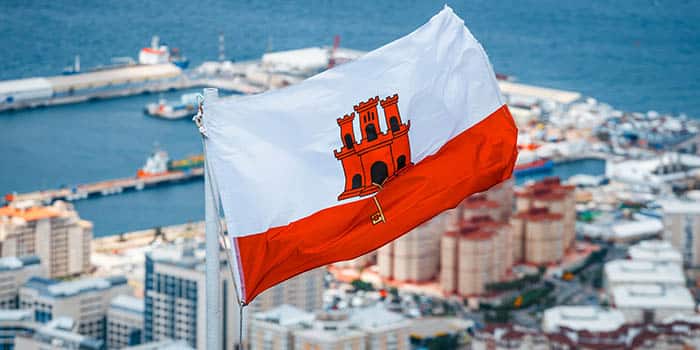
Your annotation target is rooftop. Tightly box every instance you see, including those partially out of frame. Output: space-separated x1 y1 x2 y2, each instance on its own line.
611 284 695 309
349 304 408 331
254 304 314 327
147 240 205 271
24 275 127 298
628 240 683 264
0 309 33 322
408 317 473 339
658 198 700 214
542 306 626 333
604 260 685 285
0 255 40 271
110 295 144 315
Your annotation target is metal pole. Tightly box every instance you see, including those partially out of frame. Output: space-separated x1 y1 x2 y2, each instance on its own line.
204 88 221 350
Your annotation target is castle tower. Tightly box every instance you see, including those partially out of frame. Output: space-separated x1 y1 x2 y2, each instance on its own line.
337 113 357 151
354 96 381 143
380 94 403 133
380 94 412 172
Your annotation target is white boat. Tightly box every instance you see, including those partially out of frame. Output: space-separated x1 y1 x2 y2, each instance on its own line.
143 93 198 120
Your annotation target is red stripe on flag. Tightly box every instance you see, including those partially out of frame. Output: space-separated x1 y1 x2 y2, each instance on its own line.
235 105 518 303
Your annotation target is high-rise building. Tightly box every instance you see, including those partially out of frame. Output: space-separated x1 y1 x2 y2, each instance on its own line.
440 216 512 296
19 275 130 342
511 207 564 265
0 255 43 309
659 199 700 269
378 217 442 282
515 177 575 249
107 295 144 349
143 240 324 350
0 201 92 278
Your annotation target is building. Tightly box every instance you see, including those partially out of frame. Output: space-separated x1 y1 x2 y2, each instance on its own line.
440 218 511 296
603 260 685 289
511 207 564 265
0 201 92 278
334 94 411 200
659 198 700 268
144 240 324 350
378 217 442 282
19 275 130 342
0 309 37 349
406 317 472 350
0 255 43 309
610 284 696 323
472 321 700 350
542 306 625 333
627 240 683 264
249 304 314 350
15 317 103 350
515 177 575 248
107 295 144 349
123 339 194 350
250 304 410 350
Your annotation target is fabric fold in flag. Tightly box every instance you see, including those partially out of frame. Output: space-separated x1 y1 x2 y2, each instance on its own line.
203 5 518 304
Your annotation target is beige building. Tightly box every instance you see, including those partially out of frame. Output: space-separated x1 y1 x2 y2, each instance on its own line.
250 304 409 350
378 216 442 282
512 207 564 265
440 217 513 296
144 240 325 350
107 294 144 349
0 201 92 278
659 199 700 268
0 255 43 308
15 317 104 350
19 275 130 343
515 177 575 249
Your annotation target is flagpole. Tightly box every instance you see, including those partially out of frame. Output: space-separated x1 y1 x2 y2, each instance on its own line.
203 88 222 350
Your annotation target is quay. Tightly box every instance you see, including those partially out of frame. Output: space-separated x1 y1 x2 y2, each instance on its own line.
4 167 202 205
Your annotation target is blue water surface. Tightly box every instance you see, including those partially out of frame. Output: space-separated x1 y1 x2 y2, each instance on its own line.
0 0 697 235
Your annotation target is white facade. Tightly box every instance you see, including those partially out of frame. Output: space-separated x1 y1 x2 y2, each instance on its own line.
107 295 144 349
660 199 700 267
542 306 626 333
603 259 685 289
628 239 683 264
0 255 44 308
19 275 131 342
611 284 696 323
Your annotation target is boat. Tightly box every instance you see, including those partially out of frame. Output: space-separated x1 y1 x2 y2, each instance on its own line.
136 149 203 178
144 93 199 120
139 36 189 68
513 150 554 176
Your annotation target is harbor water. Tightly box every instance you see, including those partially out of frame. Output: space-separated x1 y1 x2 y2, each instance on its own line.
0 0 698 236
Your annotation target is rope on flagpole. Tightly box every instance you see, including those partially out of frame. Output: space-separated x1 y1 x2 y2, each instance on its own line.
197 89 248 349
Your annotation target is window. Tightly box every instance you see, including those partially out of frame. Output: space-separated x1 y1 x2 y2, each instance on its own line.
365 124 378 142
344 134 354 149
397 155 406 170
389 117 400 132
351 175 362 189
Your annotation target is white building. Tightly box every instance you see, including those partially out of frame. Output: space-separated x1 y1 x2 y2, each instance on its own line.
0 309 37 349
659 199 700 268
107 294 144 349
250 304 410 350
611 284 696 323
0 201 92 278
144 240 325 350
19 275 130 342
123 339 194 349
603 259 685 289
15 317 103 350
0 255 43 308
542 306 626 333
628 239 683 264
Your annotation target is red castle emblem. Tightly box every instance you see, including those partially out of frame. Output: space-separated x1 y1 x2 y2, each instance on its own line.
334 94 412 200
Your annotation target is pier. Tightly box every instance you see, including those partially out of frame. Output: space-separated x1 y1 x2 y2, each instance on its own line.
4 168 203 204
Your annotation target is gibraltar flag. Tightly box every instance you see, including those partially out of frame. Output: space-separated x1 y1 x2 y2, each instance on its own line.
203 6 517 304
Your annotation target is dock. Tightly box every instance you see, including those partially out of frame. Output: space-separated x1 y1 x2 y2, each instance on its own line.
5 168 203 204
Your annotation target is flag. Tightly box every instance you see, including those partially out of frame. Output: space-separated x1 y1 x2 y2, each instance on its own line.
203 6 518 304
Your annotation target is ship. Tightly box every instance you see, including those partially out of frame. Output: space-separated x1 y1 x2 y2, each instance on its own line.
144 93 199 120
136 149 203 178
513 150 554 176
